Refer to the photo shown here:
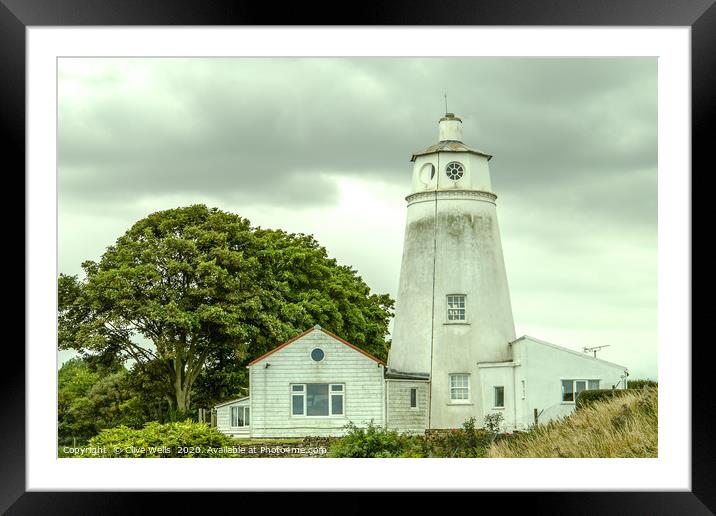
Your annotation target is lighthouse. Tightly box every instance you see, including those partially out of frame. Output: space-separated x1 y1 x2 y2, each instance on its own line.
387 112 517 429
215 111 630 439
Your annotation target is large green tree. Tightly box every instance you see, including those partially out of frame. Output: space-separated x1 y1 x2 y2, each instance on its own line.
59 205 393 414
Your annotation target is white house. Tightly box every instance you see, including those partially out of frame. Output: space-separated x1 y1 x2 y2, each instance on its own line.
215 112 628 438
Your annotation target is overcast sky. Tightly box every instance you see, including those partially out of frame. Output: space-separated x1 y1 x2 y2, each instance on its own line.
58 57 657 379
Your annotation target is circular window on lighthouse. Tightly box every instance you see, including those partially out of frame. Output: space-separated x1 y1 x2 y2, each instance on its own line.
445 162 464 181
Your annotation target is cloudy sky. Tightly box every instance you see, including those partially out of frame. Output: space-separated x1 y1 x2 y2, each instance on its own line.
58 57 657 379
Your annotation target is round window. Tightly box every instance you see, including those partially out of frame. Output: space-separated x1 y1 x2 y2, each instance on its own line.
445 162 464 181
311 348 325 362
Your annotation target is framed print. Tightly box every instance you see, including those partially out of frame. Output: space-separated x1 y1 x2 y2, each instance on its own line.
6 0 714 513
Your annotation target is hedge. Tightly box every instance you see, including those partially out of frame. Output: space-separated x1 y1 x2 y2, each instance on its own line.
627 379 658 390
575 389 635 409
78 420 237 457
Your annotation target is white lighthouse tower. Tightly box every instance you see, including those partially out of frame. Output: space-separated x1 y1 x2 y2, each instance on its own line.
387 112 517 429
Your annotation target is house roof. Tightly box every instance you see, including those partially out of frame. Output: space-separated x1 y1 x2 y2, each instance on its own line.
410 141 493 162
510 335 628 370
247 325 387 367
214 396 250 409
385 369 430 380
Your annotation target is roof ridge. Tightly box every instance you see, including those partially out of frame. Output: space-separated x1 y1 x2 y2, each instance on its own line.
247 326 386 367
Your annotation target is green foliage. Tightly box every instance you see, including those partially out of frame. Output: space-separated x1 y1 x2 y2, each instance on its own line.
79 420 236 457
483 412 504 434
627 379 658 390
330 417 494 458
59 205 394 413
575 388 636 409
427 418 494 458
58 358 102 445
329 422 406 458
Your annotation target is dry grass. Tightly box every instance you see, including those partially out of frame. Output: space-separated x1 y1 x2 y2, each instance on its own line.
488 387 658 458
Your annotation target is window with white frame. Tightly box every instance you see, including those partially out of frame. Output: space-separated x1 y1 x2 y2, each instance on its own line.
291 383 344 416
561 379 600 402
494 386 505 408
449 374 470 402
521 379 526 399
410 388 418 408
230 406 250 427
447 294 466 321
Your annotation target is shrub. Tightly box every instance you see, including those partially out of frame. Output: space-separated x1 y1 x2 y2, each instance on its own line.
422 417 493 458
78 420 236 457
576 388 635 409
627 379 658 390
483 412 504 434
445 417 493 457
330 421 406 458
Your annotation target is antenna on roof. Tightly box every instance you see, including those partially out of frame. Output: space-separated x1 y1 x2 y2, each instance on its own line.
583 345 610 358
444 93 448 115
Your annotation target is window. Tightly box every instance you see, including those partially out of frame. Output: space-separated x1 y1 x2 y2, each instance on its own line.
449 374 470 402
310 348 325 362
494 386 505 408
445 161 464 180
291 383 344 416
420 163 436 183
521 380 526 399
447 294 466 321
562 379 600 403
410 388 418 408
230 406 250 427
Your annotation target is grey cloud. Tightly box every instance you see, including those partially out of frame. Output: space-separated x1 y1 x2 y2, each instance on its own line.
58 57 658 378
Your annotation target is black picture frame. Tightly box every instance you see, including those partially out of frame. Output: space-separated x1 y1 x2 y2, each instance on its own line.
6 0 712 513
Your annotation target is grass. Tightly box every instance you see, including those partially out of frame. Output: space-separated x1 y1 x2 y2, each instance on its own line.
488 387 658 458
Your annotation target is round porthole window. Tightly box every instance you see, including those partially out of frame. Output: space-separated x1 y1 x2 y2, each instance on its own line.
445 162 464 181
311 348 325 362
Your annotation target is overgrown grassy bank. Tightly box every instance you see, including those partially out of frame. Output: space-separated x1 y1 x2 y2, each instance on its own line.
488 387 658 458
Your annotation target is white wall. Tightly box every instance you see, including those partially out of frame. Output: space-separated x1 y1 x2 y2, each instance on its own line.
385 380 429 433
514 337 629 429
477 364 518 432
249 329 386 438
215 398 251 438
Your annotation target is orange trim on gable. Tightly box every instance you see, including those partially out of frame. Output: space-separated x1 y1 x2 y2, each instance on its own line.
318 328 387 366
247 326 386 367
247 327 315 366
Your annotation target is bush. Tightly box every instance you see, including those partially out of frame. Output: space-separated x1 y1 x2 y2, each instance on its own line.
576 388 636 409
78 420 236 457
330 418 497 458
627 379 658 390
330 422 405 458
442 417 494 457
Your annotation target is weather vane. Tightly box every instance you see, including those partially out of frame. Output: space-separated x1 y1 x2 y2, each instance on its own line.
444 93 448 115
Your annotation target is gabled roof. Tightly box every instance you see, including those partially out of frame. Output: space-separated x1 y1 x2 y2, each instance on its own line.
410 140 493 162
510 335 628 370
214 396 249 408
247 325 387 367
385 369 430 380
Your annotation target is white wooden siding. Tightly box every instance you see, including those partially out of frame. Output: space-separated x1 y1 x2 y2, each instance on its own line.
249 330 386 437
215 398 251 438
385 380 429 434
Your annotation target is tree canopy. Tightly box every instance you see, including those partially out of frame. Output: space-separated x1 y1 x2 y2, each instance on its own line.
59 205 393 413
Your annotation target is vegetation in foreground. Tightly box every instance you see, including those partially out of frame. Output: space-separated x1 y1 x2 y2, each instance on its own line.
73 420 237 457
62 387 657 458
487 387 658 458
329 418 497 458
